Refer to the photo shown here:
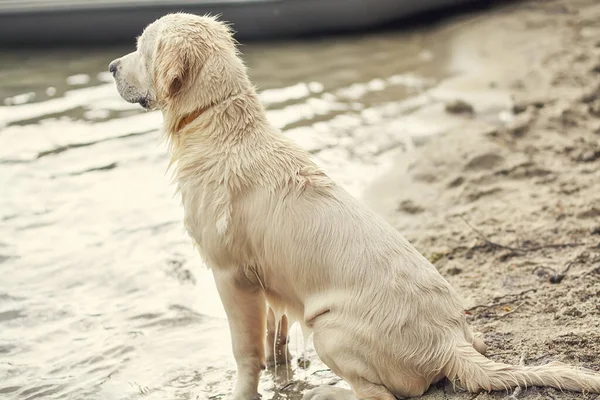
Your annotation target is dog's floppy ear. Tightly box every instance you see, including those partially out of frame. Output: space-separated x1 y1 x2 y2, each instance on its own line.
153 35 197 100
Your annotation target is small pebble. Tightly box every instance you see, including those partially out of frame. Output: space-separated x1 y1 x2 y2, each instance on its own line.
588 100 600 116
512 98 545 114
579 82 600 103
297 356 311 369
445 99 474 115
507 110 535 136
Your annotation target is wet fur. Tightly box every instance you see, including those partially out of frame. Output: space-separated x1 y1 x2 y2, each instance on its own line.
110 13 600 400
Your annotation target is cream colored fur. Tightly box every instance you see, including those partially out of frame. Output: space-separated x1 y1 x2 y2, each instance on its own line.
109 13 600 400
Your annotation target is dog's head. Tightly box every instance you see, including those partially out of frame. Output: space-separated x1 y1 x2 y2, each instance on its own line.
109 13 245 112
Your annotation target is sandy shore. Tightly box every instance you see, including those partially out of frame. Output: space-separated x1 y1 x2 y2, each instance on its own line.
366 0 600 398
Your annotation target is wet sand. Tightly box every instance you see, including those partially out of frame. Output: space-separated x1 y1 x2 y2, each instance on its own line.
1 0 599 399
367 0 600 398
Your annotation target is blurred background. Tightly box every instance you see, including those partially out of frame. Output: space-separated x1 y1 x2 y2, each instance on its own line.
0 1 554 399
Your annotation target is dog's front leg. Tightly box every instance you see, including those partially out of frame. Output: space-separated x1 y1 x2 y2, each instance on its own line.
266 308 291 367
213 268 266 400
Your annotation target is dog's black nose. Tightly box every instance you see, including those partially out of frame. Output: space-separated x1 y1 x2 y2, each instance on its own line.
108 60 119 77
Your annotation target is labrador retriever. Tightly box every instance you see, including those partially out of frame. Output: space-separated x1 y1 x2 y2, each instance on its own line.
109 13 600 400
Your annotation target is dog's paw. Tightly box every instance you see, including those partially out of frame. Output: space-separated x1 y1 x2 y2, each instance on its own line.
232 393 261 400
302 386 357 400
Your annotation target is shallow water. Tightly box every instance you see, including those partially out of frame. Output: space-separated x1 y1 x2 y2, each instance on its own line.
0 16 500 400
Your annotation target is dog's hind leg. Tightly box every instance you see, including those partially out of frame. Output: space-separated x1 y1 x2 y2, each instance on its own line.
304 329 422 400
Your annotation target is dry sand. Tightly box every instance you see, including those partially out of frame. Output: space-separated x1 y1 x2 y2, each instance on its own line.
365 0 600 398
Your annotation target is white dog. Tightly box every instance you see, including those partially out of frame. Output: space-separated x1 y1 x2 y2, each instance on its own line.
109 13 600 400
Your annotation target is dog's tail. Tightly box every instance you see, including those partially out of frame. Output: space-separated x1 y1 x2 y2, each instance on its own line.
444 342 600 393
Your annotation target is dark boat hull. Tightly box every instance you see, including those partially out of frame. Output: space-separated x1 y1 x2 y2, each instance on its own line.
0 0 477 46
